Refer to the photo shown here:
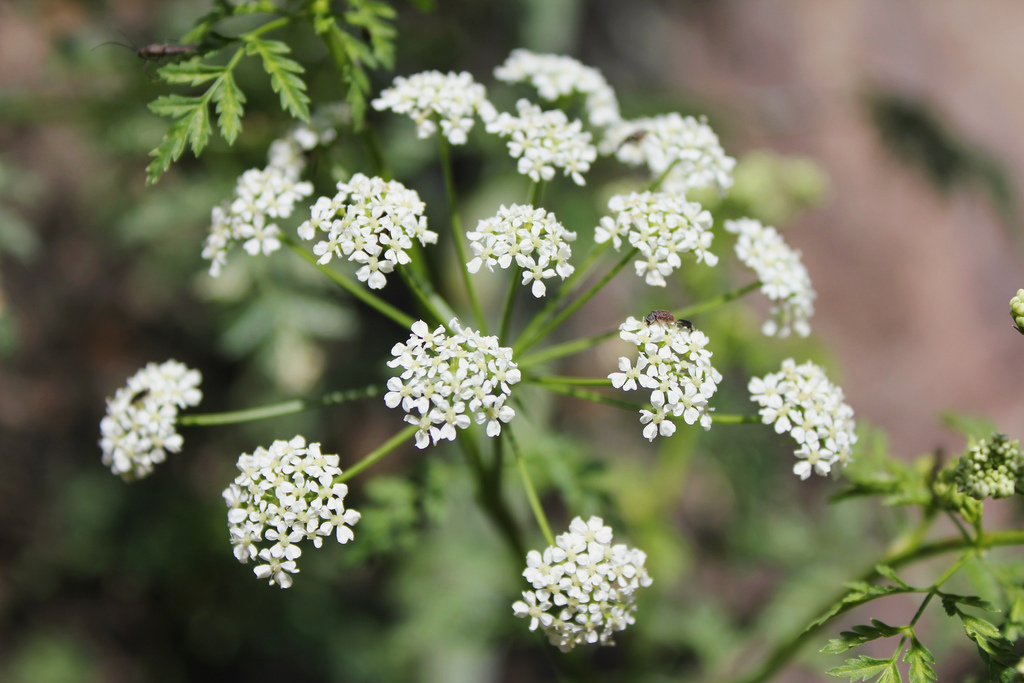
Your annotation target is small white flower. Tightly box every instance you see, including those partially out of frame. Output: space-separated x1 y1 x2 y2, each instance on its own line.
596 191 718 287
387 318 521 447
494 49 621 128
372 71 496 145
486 99 597 185
513 516 651 651
749 359 857 479
99 360 202 481
611 316 721 440
725 218 815 338
466 204 576 297
297 174 436 289
603 113 736 195
223 436 360 588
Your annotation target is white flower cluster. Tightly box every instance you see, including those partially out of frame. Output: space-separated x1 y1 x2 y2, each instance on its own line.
99 360 202 480
724 218 815 338
371 70 497 145
610 316 721 440
494 49 621 128
297 173 437 289
486 99 597 185
596 191 718 287
202 115 342 277
386 319 521 448
466 204 577 297
222 435 361 589
953 433 1023 501
512 516 652 652
605 113 736 195
748 359 857 480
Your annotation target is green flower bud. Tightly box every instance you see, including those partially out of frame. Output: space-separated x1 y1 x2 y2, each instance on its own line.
952 433 1023 501
1011 289 1024 335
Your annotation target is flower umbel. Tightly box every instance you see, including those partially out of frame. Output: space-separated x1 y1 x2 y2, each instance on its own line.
99 360 202 480
725 218 815 338
952 433 1023 501
486 99 597 185
222 436 361 588
611 315 722 440
512 516 652 652
466 204 577 297
748 359 857 479
605 113 736 194
371 70 497 145
494 49 621 127
297 173 437 289
386 319 522 448
596 191 718 287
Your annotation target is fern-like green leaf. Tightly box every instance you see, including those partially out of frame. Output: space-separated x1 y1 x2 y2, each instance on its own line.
875 565 913 590
810 583 915 631
212 71 246 144
146 95 211 184
827 656 900 682
246 37 310 121
822 620 904 654
904 636 937 683
157 58 224 86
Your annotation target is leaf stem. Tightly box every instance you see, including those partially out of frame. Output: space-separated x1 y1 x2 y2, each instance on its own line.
178 385 383 426
336 423 418 482
506 427 555 547
500 264 522 343
438 136 487 333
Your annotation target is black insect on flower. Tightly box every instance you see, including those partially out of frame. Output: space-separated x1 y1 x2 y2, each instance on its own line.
645 309 692 330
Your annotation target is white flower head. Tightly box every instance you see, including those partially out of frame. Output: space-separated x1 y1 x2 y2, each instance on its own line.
611 316 722 440
486 99 597 186
494 49 621 127
386 318 521 448
223 436 361 588
512 516 652 651
604 113 736 195
596 191 718 287
466 204 577 297
372 70 497 145
725 218 815 338
749 359 857 479
297 174 437 289
99 360 203 480
200 111 347 276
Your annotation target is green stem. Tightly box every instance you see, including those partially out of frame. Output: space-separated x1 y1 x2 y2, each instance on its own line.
397 264 454 328
500 264 523 343
438 136 487 333
284 236 415 329
537 383 641 412
527 180 542 207
647 158 681 192
515 246 639 355
506 428 555 547
459 430 526 559
673 280 762 320
712 414 762 425
178 385 382 426
336 424 418 482
528 376 613 387
360 126 391 180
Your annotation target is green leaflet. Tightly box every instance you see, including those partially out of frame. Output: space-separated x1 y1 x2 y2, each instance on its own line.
245 37 310 122
826 655 900 682
821 620 903 654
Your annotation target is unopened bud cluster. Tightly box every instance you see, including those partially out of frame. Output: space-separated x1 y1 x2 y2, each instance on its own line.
386 319 521 448
610 316 721 440
466 204 576 297
222 436 360 588
298 174 437 289
953 433 1023 501
513 516 652 652
1011 289 1024 335
99 360 202 480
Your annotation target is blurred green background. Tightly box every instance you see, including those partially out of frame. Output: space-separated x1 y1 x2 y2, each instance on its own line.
3 1 1024 681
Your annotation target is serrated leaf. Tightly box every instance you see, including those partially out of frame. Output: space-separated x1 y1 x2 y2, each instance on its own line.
940 592 1000 612
827 656 900 682
904 636 937 683
876 565 913 590
823 620 904 654
212 71 245 144
145 100 210 184
157 58 224 86
810 584 915 631
246 37 309 121
148 93 207 118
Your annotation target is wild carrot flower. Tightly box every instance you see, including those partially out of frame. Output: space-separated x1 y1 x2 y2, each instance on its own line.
725 218 815 338
596 191 717 287
223 436 360 588
371 70 497 145
512 516 652 651
486 99 597 186
386 319 521 448
748 359 856 479
466 204 576 297
297 173 437 289
99 360 202 480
